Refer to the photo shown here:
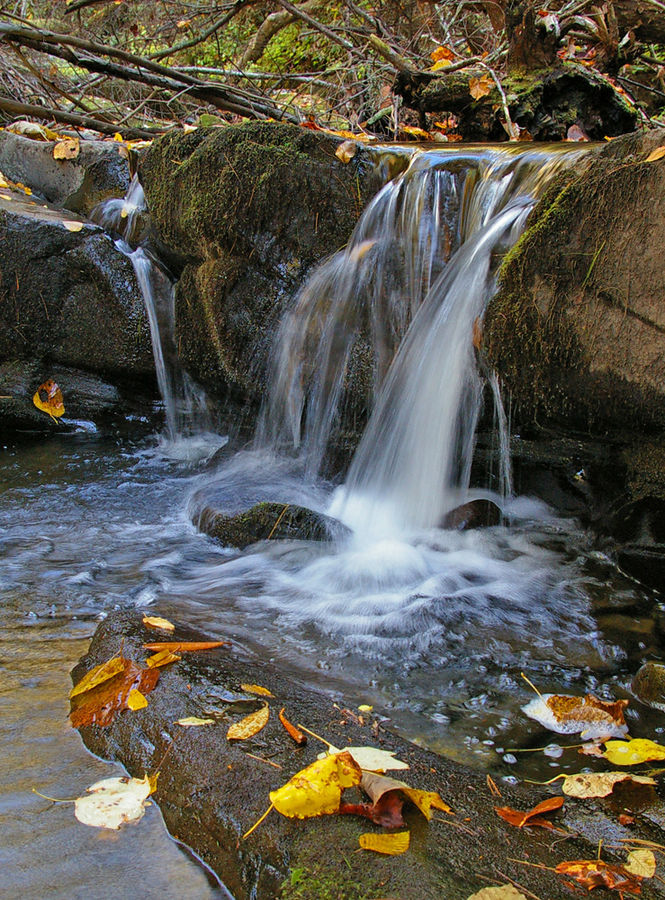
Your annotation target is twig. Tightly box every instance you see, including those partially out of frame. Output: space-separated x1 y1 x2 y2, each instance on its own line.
275 0 354 51
0 96 160 139
244 752 282 769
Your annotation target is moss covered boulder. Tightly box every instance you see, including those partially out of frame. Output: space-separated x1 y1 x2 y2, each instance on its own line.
139 122 382 406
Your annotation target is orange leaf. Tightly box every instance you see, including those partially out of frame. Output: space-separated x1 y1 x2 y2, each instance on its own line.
495 795 564 829
33 379 65 420
430 45 454 62
279 708 307 745
555 859 642 894
145 649 181 669
227 704 270 740
70 659 159 728
469 75 493 101
142 640 229 652
400 125 432 141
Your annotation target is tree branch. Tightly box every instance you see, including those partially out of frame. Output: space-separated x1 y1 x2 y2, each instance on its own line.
0 95 161 139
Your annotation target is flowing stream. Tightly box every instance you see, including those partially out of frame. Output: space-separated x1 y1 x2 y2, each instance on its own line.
2 144 663 897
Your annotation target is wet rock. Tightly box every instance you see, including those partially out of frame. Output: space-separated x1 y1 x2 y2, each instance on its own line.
618 546 665 593
139 122 383 410
632 662 665 711
197 501 350 549
441 498 501 530
0 191 154 382
72 609 665 900
485 130 665 438
0 130 130 215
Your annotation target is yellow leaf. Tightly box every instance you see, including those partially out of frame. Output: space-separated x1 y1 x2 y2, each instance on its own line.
335 139 357 164
177 716 215 726
227 704 270 740
33 379 65 420
0 170 8 188
127 688 148 710
183 124 197 134
358 704 373 713
645 146 665 163
431 58 452 71
53 138 80 160
147 771 159 794
70 656 125 698
469 75 493 100
240 683 274 698
400 125 432 141
430 45 454 62
62 220 84 232
0 192 11 200
467 887 528 899
562 771 655 798
145 649 181 669
113 132 124 142
358 830 410 855
625 849 656 878
142 615 175 632
270 750 362 819
603 738 665 765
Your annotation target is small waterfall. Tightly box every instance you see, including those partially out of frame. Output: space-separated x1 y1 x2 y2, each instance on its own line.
93 176 213 444
260 144 589 533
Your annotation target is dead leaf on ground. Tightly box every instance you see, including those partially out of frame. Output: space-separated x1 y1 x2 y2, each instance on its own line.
361 771 452 820
339 789 406 828
62 220 84 232
270 750 362 819
240 683 274 697
74 774 153 830
70 656 126 698
645 146 665 163
279 708 307 745
69 658 159 728
227 704 270 740
495 795 564 829
33 379 65 421
53 138 80 160
319 744 409 772
555 859 642 894
177 716 215 727
400 125 432 141
145 648 181 668
431 45 455 63
142 615 175 632
127 688 148 711
467 887 528 900
522 693 628 739
562 771 655 798
358 830 410 855
603 738 665 765
469 75 493 100
142 640 228 652
625 849 656 878
335 139 357 163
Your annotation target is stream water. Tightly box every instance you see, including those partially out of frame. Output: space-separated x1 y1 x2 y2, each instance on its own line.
2 144 664 898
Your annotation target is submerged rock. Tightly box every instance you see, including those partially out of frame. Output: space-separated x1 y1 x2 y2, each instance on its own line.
441 498 501 530
197 500 350 549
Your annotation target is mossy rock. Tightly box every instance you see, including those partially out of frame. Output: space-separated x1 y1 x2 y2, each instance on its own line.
139 123 381 407
196 500 350 549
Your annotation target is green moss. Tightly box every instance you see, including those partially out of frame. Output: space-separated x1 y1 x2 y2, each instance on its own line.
279 864 383 900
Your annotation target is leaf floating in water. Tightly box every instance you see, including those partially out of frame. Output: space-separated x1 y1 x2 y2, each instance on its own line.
240 683 274 698
562 771 655 798
74 775 153 830
142 640 229 652
33 379 65 421
145 649 181 669
625 849 656 878
69 658 159 728
495 796 563 830
270 751 362 819
70 656 126 698
227 704 270 741
142 615 175 633
555 859 642 894
603 738 665 765
522 693 628 739
178 716 215 727
358 830 410 855
278 708 307 745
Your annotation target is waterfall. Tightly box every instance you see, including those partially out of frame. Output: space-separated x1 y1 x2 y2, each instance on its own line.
260 144 589 533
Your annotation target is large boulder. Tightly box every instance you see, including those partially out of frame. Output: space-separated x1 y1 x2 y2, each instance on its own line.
139 122 383 406
0 130 130 215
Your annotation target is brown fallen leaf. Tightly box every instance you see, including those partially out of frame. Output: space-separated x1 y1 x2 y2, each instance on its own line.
495 795 564 829
360 771 452 820
562 771 655 799
227 704 270 740
555 859 642 894
523 693 628 739
625 849 656 878
339 790 405 828
33 379 65 421
142 640 229 652
70 659 159 728
469 74 493 100
335 139 357 164
53 138 80 160
279 708 307 745
467 887 528 900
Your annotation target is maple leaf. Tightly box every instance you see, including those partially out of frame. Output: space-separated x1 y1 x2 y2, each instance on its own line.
555 859 642 894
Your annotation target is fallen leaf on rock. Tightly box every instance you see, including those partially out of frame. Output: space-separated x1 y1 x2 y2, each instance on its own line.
142 615 175 632
145 649 181 668
127 688 148 711
335 139 357 163
53 138 79 160
0 170 8 188
62 220 84 232
523 693 628 739
227 704 269 740
74 775 153 830
603 738 665 766
270 750 361 819
619 813 636 825
555 859 642 894
70 656 126 698
645 146 665 163
70 659 159 728
625 849 656 878
358 830 410 855
33 379 65 421
400 125 432 141
319 745 409 772
469 75 493 100
358 704 373 713
279 708 307 745
240 683 274 697
7 120 50 139
467 887 528 900
562 771 656 798
361 771 452 819
142 640 228 652
495 796 564 829
339 789 405 828
178 716 215 727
